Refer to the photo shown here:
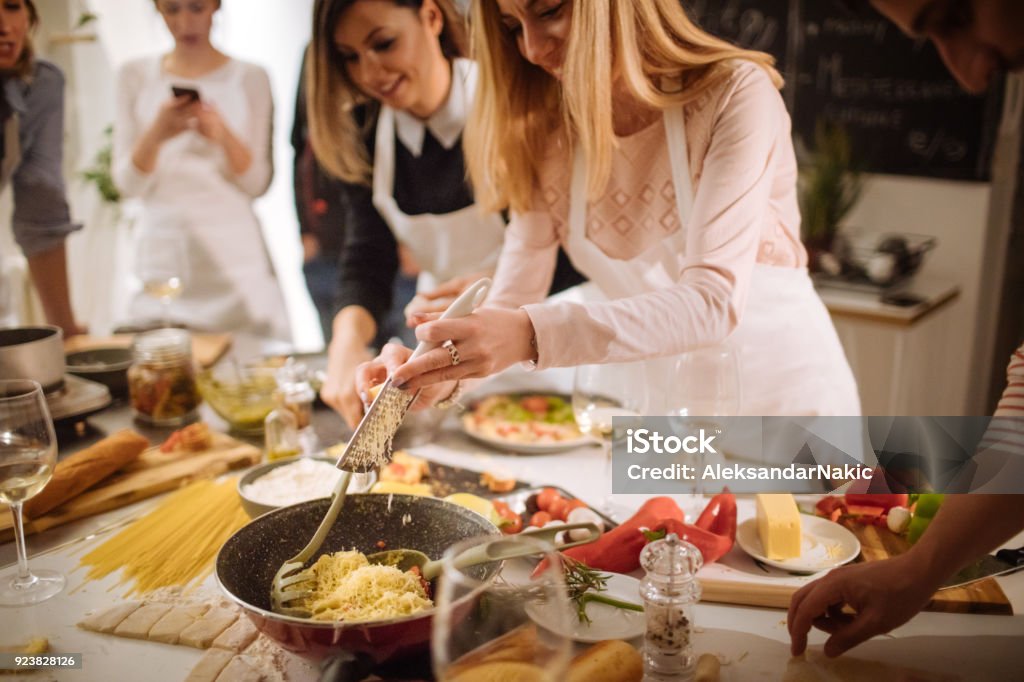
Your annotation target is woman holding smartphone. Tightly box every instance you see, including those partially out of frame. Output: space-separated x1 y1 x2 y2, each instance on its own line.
362 0 860 417
113 0 288 338
309 0 583 426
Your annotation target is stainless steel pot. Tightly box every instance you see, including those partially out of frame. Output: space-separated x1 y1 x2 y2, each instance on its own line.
0 326 65 393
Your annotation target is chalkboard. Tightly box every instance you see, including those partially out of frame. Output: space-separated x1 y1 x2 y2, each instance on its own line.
684 0 1000 181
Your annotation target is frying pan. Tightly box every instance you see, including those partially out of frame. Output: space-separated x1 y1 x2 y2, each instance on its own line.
216 493 501 669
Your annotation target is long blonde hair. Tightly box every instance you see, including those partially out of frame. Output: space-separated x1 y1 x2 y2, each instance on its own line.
308 0 468 184
465 0 783 213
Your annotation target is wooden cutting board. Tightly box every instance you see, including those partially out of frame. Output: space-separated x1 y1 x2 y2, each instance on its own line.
0 432 260 543
700 519 1012 615
64 333 232 369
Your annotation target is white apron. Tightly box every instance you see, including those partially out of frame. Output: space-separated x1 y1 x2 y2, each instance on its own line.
127 59 288 340
566 107 860 416
371 63 505 292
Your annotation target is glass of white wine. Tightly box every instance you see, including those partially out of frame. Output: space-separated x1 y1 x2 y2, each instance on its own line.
668 345 740 519
0 380 64 606
135 229 188 328
573 362 646 509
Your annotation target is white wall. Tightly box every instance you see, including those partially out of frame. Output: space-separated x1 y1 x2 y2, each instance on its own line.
40 0 321 350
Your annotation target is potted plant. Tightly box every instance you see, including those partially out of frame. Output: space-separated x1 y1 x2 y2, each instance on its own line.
798 120 863 273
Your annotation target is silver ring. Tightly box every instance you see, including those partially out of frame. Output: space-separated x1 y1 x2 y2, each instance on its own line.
442 339 461 367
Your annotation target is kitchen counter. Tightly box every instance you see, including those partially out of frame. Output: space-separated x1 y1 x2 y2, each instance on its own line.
4 366 1024 680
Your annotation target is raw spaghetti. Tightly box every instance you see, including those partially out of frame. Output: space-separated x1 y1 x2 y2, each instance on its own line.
78 479 250 596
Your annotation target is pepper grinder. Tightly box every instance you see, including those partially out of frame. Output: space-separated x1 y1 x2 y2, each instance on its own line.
639 533 703 680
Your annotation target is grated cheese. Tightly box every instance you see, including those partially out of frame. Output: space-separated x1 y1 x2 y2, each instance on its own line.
289 550 432 622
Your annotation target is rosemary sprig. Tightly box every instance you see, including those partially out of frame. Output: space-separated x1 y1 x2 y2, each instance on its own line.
561 556 643 624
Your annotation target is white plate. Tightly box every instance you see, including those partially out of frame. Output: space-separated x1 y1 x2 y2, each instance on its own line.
526 573 645 643
735 516 860 574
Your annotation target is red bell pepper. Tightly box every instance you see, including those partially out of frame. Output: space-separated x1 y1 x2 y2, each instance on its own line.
553 496 685 574
542 493 737 574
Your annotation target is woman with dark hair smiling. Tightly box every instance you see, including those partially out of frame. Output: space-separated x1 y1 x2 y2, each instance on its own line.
309 0 583 427
1 0 85 336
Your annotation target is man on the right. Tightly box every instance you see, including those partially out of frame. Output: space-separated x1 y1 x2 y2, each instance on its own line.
788 0 1024 660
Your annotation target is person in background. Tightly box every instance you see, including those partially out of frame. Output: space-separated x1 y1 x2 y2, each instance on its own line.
362 0 859 418
308 0 583 427
113 0 289 339
788 0 1024 659
290 45 418 347
1 0 85 337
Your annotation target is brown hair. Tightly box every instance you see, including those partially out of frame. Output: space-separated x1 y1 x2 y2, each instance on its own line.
10 0 38 79
307 0 468 184
465 0 783 212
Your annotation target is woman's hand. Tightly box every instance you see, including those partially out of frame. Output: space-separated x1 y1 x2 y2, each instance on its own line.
320 340 373 429
149 95 198 143
403 271 492 327
355 343 457 411
195 103 228 144
391 307 536 391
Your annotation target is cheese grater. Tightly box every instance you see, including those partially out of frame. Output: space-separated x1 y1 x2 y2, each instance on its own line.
335 278 491 473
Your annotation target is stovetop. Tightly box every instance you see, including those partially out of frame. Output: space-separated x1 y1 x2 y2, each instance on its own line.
46 374 112 422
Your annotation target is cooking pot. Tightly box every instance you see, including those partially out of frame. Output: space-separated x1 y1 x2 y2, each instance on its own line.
216 493 500 674
0 326 64 393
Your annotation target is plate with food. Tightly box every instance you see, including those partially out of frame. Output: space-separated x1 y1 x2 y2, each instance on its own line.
736 515 860 574
460 393 592 453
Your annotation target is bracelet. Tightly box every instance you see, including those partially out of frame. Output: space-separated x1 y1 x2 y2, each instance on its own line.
435 381 463 410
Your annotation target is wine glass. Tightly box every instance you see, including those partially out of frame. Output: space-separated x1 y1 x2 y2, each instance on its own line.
668 345 740 519
432 534 574 681
135 229 188 328
0 380 65 606
573 362 647 512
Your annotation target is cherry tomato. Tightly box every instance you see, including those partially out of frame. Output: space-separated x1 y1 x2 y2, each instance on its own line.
536 488 561 512
548 497 570 522
520 396 550 415
530 511 552 528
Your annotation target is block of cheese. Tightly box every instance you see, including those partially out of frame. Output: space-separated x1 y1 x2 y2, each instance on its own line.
756 493 802 560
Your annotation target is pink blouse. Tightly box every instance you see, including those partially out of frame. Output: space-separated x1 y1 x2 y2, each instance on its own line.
487 61 808 369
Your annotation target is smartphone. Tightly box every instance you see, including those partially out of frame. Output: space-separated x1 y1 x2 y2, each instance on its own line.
171 85 200 102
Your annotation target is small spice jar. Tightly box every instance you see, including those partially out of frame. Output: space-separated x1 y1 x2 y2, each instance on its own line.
639 533 703 680
127 329 201 427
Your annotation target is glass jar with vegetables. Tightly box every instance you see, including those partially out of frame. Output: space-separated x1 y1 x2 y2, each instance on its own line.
128 329 201 426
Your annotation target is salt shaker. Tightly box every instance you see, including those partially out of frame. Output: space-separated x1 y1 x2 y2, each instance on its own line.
639 533 703 680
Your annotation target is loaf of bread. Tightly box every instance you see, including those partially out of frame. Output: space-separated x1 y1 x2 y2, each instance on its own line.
567 640 643 682
25 430 149 518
